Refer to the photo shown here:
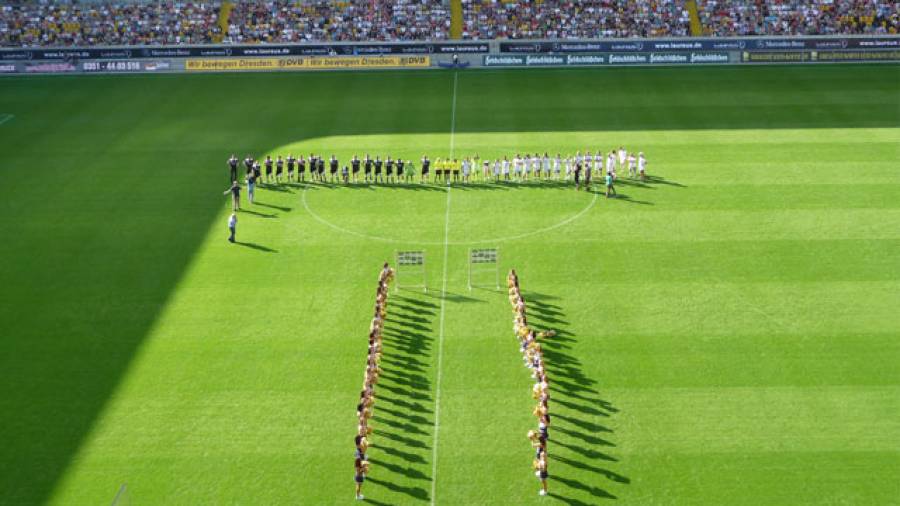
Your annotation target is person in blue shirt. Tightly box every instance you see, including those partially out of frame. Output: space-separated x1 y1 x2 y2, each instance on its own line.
605 172 616 198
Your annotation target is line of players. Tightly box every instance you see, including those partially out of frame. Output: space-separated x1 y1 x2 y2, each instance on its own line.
226 148 648 187
353 263 395 501
509 269 555 497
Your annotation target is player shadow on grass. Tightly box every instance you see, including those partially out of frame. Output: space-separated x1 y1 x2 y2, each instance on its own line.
253 201 292 212
257 183 294 193
368 294 438 502
610 192 654 205
235 241 278 252
238 208 277 218
645 175 685 187
524 292 629 502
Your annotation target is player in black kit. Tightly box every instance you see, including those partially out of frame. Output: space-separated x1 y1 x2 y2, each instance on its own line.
364 155 373 183
264 156 273 183
330 155 339 182
275 155 284 183
243 154 254 177
228 154 238 184
396 158 405 184
298 155 307 182
351 155 361 183
373 156 383 183
309 154 318 181
287 154 295 182
385 157 394 183
317 156 325 180
421 155 430 184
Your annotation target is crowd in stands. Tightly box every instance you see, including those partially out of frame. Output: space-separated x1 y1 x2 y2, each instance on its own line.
0 1 221 47
460 0 692 39
1 0 898 48
698 0 899 36
225 0 449 43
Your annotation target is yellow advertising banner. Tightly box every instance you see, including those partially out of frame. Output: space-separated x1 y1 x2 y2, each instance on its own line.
185 56 430 72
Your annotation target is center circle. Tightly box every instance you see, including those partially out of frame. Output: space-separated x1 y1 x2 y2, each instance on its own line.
301 183 597 246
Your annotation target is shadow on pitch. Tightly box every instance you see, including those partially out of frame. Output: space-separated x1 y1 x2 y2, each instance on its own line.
253 201 292 212
522 290 629 501
235 241 278 253
368 291 436 502
366 477 429 501
423 289 484 304
238 208 277 218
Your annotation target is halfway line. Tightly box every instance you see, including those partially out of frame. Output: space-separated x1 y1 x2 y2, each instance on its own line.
430 71 458 506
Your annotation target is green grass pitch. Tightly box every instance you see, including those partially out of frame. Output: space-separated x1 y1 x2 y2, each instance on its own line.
1 64 899 505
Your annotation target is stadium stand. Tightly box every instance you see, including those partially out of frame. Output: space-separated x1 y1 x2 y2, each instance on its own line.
0 1 222 47
697 0 900 36
1 0 897 47
223 0 450 43
459 0 692 39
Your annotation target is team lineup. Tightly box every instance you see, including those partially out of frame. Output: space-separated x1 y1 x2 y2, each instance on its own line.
226 148 649 201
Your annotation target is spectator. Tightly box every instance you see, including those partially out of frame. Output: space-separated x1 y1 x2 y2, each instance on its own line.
1 1 222 47
460 0 692 40
697 0 899 36
2 0 896 48
224 0 449 43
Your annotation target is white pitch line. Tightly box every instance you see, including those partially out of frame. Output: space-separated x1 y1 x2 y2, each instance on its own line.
301 184 597 247
430 71 458 506
0 114 14 127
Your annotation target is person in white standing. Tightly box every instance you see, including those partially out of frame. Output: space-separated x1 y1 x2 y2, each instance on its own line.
638 152 648 181
607 150 617 180
227 213 237 243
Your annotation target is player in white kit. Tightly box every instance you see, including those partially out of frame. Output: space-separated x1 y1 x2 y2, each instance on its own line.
607 151 617 180
553 154 561 181
503 157 511 181
462 157 471 183
627 152 637 178
638 152 647 181
513 154 522 181
618 146 626 170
